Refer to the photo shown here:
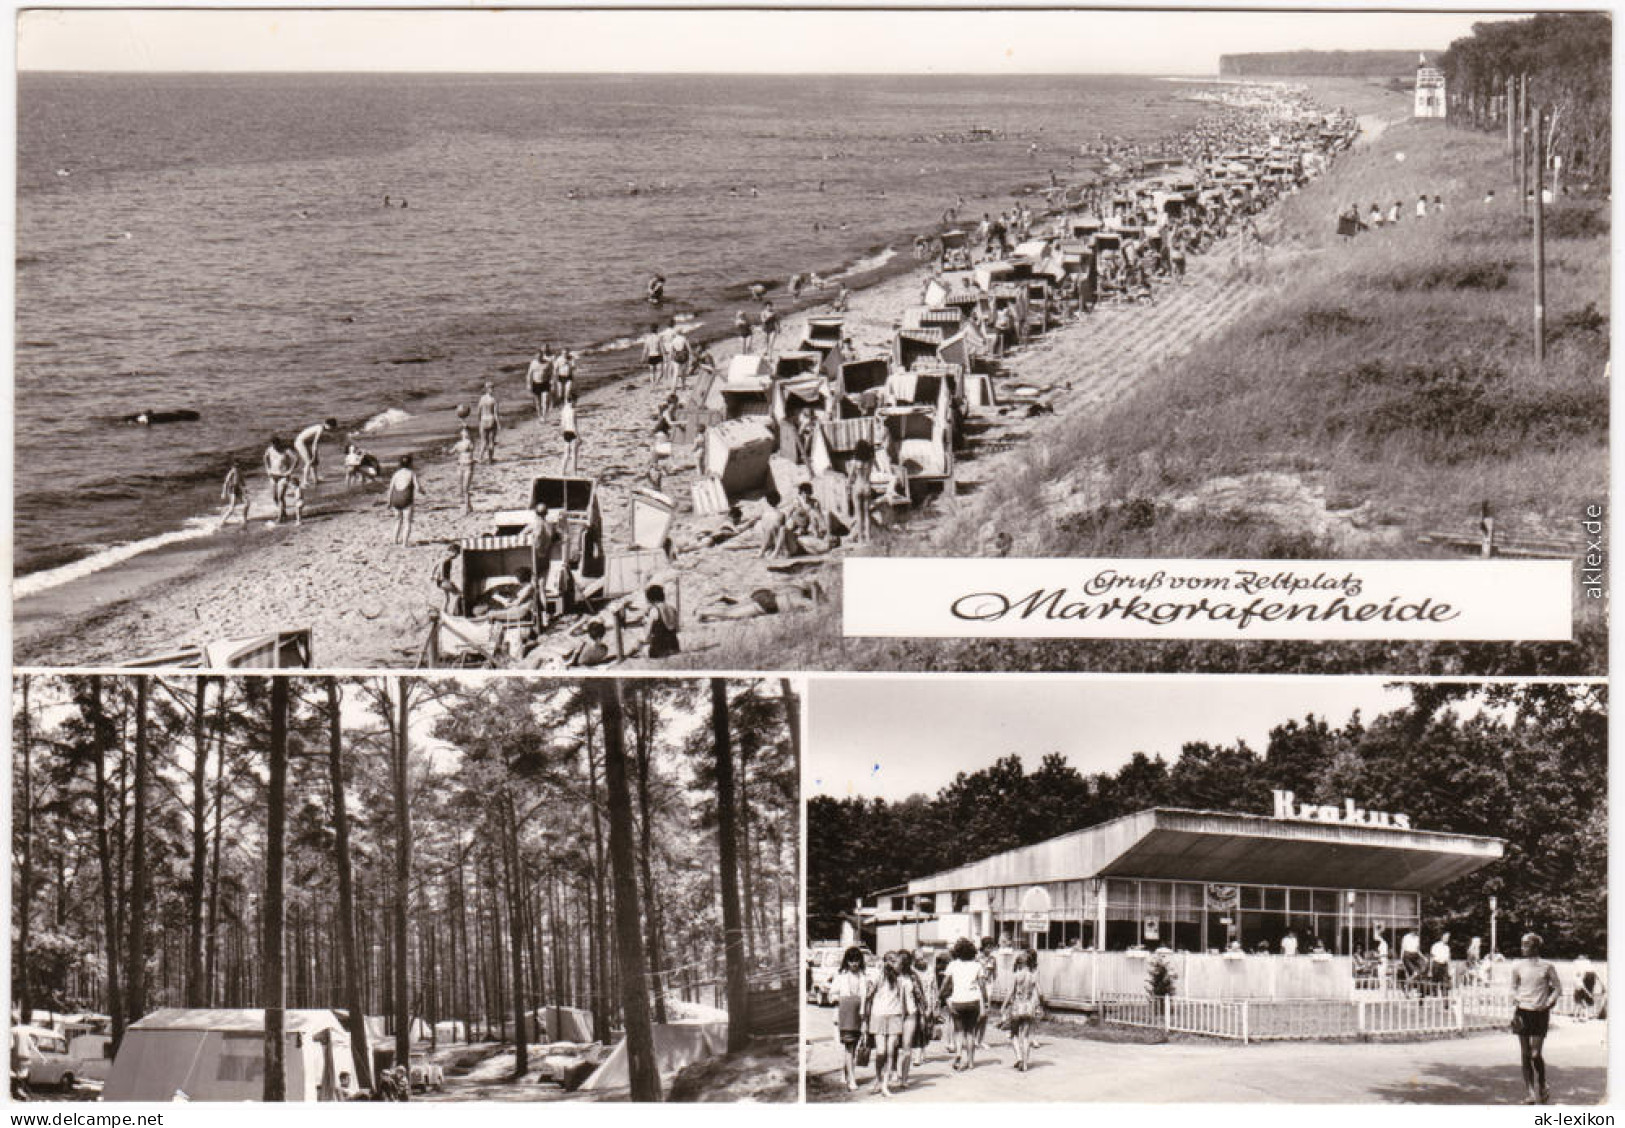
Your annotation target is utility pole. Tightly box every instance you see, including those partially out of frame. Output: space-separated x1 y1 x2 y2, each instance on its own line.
1518 75 1531 215
1533 105 1547 365
1505 75 1516 156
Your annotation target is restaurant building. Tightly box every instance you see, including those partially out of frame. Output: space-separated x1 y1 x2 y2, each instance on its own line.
869 800 1504 957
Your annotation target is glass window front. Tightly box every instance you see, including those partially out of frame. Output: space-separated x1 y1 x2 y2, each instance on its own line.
981 878 1423 953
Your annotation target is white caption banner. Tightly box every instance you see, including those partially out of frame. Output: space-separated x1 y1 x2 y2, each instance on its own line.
843 558 1573 641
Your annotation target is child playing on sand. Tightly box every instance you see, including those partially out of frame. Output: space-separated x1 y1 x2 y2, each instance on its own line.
343 441 366 486
432 542 462 613
642 584 681 659
566 620 614 667
450 425 476 514
284 479 307 526
219 461 247 528
559 393 580 477
387 455 424 545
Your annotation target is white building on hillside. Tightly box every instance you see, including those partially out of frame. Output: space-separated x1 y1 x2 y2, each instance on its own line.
1415 55 1447 119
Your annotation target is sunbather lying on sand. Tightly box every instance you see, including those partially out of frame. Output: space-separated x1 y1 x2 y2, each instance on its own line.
698 581 825 622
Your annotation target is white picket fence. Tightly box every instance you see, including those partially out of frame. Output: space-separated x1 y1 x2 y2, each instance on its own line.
1100 986 1538 1043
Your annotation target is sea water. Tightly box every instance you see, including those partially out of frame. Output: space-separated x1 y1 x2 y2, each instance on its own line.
16 72 1207 581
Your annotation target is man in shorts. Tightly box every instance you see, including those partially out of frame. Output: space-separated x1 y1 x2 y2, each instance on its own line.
1510 932 1562 1104
642 324 663 387
262 436 297 525
527 347 552 423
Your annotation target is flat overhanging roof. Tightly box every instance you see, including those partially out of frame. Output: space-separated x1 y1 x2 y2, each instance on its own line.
906 808 1503 897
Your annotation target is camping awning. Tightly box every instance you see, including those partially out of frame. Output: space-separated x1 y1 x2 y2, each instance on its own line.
129 1008 345 1034
906 808 1504 896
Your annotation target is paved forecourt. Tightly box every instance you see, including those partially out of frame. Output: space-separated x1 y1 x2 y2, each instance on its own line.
803 1002 1608 1104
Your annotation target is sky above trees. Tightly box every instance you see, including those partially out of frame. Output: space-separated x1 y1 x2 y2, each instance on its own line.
17 8 1492 74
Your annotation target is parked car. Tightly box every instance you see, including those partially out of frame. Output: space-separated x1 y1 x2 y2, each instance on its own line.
408 1054 445 1093
806 946 874 1005
10 1027 78 1090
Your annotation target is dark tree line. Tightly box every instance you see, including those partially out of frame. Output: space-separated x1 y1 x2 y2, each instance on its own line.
809 684 1605 957
1441 13 1611 186
10 675 799 1102
1217 50 1424 78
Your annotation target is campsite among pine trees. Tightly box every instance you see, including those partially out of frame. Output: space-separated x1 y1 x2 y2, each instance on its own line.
10 675 800 1102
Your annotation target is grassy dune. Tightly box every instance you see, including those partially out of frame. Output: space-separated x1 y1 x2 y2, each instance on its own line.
687 109 1608 675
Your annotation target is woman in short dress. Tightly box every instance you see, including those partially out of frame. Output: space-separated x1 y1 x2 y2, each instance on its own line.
864 951 914 1096
831 948 869 1093
1001 948 1042 1072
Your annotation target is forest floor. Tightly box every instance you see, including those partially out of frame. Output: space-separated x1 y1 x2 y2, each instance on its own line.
667 1035 798 1102
414 1034 797 1102
417 1040 591 1102
803 1003 1610 1104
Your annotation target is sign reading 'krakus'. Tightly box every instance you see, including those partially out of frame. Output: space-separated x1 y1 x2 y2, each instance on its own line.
841 558 1572 641
1271 789 1413 830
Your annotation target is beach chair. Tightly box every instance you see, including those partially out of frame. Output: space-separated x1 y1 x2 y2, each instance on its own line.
530 475 606 583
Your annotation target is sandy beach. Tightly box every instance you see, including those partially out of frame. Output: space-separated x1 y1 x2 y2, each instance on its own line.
14 88 1383 669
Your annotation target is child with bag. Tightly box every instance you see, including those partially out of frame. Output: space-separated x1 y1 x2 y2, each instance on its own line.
831 947 869 1093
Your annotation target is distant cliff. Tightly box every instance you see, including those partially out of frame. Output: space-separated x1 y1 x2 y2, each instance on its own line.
1219 51 1427 78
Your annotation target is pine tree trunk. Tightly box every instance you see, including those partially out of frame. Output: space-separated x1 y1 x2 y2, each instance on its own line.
390 679 413 1069
186 677 210 1008
583 713 611 1042
126 679 152 1028
325 679 374 1092
739 748 757 966
16 676 35 1025
500 795 529 1076
632 689 669 1024
263 677 289 1102
87 678 126 1048
205 685 228 1006
596 681 662 1101
711 680 750 1051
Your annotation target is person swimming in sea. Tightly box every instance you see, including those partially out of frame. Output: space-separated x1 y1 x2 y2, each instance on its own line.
646 273 666 305
126 409 200 425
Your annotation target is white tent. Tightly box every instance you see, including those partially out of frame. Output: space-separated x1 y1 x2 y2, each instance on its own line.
579 1021 728 1091
102 1009 357 1102
534 1006 595 1044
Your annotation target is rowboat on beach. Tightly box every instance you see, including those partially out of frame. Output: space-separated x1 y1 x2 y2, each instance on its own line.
123 629 313 669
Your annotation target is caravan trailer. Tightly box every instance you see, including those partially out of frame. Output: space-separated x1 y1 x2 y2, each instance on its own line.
102 1009 359 1102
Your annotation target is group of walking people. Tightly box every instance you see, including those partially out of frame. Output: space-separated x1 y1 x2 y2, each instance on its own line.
830 937 1044 1098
